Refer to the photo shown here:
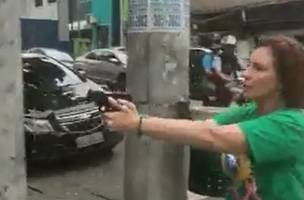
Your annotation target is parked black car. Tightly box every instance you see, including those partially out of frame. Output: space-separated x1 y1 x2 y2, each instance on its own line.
22 53 123 161
74 48 127 91
27 47 74 69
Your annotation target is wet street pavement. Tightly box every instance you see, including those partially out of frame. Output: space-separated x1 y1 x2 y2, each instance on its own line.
27 139 223 200
27 142 125 200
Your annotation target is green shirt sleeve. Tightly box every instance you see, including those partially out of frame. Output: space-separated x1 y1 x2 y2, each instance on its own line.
213 102 257 125
239 110 304 165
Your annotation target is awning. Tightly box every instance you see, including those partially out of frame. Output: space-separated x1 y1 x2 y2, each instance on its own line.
192 0 304 33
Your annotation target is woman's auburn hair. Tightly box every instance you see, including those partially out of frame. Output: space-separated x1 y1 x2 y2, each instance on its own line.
258 35 304 108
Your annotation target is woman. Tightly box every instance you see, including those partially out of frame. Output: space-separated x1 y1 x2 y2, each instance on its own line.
103 36 304 199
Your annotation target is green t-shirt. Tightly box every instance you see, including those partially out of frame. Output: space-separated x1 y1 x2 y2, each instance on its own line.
213 102 304 200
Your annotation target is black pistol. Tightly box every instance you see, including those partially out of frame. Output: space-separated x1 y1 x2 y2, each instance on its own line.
87 90 133 112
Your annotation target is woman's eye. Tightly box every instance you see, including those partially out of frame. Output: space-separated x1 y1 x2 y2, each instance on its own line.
253 64 264 71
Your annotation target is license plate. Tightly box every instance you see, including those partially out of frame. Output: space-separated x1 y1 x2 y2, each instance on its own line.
76 132 104 149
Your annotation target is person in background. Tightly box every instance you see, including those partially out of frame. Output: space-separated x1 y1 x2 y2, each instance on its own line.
220 35 241 79
204 42 234 106
103 35 304 200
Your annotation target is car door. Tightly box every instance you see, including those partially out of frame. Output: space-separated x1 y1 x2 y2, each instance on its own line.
94 50 125 83
74 52 104 84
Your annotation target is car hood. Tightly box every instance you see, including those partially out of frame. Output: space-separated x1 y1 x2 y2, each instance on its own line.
63 80 100 100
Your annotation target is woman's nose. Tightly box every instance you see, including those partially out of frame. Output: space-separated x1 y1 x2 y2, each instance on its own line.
242 68 251 80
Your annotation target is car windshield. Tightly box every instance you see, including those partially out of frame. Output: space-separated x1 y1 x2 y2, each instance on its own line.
23 56 82 88
43 49 74 62
23 56 90 111
92 49 110 57
112 46 126 52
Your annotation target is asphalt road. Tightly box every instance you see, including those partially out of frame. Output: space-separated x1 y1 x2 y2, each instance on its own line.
27 142 125 200
27 139 223 200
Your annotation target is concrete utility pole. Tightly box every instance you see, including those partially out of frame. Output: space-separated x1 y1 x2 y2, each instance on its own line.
119 0 124 46
57 0 70 44
125 1 190 200
0 0 27 200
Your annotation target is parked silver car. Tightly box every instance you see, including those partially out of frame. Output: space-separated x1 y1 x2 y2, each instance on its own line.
74 48 127 91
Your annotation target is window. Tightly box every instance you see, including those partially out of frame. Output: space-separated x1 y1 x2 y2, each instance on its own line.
86 52 97 60
35 0 43 7
48 0 56 3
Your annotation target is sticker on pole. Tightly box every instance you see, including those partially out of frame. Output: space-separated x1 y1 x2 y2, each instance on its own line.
128 0 188 32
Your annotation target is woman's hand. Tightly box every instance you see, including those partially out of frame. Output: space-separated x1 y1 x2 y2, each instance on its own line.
102 97 140 132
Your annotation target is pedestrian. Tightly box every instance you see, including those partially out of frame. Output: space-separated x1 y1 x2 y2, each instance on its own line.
103 35 304 200
207 44 234 107
220 35 241 79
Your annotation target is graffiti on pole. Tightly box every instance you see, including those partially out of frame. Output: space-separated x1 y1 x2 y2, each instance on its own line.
128 0 188 32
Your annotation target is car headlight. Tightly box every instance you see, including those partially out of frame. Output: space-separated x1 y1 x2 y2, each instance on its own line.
24 119 54 133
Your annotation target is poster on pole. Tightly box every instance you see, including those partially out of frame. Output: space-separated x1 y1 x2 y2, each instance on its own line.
128 0 188 32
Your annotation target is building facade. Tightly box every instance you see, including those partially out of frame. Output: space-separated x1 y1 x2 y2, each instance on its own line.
69 0 123 52
21 0 58 20
20 0 70 52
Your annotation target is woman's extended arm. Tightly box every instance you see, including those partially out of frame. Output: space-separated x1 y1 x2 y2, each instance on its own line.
103 98 247 155
138 117 247 155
